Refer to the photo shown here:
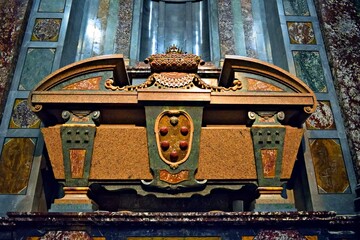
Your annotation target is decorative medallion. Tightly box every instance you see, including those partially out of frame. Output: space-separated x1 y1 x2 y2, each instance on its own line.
287 22 316 44
31 18 62 42
143 106 206 191
155 110 194 169
9 99 41 129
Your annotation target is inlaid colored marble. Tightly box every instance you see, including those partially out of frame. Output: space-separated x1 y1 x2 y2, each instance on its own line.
33 231 95 240
254 230 309 239
69 149 86 179
115 0 133 58
62 77 102 90
246 78 283 91
0 0 32 118
306 101 336 130
9 99 41 129
292 51 327 92
287 22 316 44
314 0 360 178
283 0 310 16
0 138 36 194
261 149 277 178
218 0 236 56
38 0 65 12
310 139 350 193
19 48 55 90
241 0 257 58
31 18 61 42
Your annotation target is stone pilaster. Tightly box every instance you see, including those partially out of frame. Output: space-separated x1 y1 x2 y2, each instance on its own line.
0 0 33 121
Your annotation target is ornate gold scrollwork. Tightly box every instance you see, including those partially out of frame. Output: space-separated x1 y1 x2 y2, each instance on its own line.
104 77 155 91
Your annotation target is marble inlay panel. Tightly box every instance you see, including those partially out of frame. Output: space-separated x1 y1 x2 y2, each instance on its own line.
253 230 310 240
292 51 327 92
115 0 133 58
62 76 102 90
283 0 310 16
218 0 236 56
314 0 360 178
19 48 55 90
38 0 65 13
241 0 257 58
287 22 316 44
310 139 350 193
306 101 336 130
261 149 277 178
31 18 61 42
246 78 283 92
0 138 36 194
9 99 41 129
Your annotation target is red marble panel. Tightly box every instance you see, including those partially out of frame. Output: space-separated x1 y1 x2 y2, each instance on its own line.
261 149 277 178
306 101 336 130
69 149 86 179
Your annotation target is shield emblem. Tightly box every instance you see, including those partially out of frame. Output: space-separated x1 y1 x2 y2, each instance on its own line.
155 110 193 169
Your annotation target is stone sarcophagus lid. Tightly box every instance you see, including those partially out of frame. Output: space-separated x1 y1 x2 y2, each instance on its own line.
29 51 316 212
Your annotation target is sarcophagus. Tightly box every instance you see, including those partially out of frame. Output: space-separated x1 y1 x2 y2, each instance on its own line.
29 49 316 212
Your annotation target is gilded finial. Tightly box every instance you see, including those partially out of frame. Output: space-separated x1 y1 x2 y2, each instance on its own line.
166 45 184 54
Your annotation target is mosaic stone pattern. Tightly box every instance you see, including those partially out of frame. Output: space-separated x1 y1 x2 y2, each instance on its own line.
241 0 257 58
306 101 336 130
218 0 236 56
19 48 55 90
0 0 31 119
9 99 41 129
38 0 65 13
310 139 350 193
283 0 310 16
314 0 360 178
287 22 316 44
62 77 102 90
292 51 327 92
0 138 36 194
31 18 61 42
246 78 283 91
115 0 133 58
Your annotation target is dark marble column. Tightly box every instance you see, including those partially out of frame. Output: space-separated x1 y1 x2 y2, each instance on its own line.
0 0 33 122
314 0 360 180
